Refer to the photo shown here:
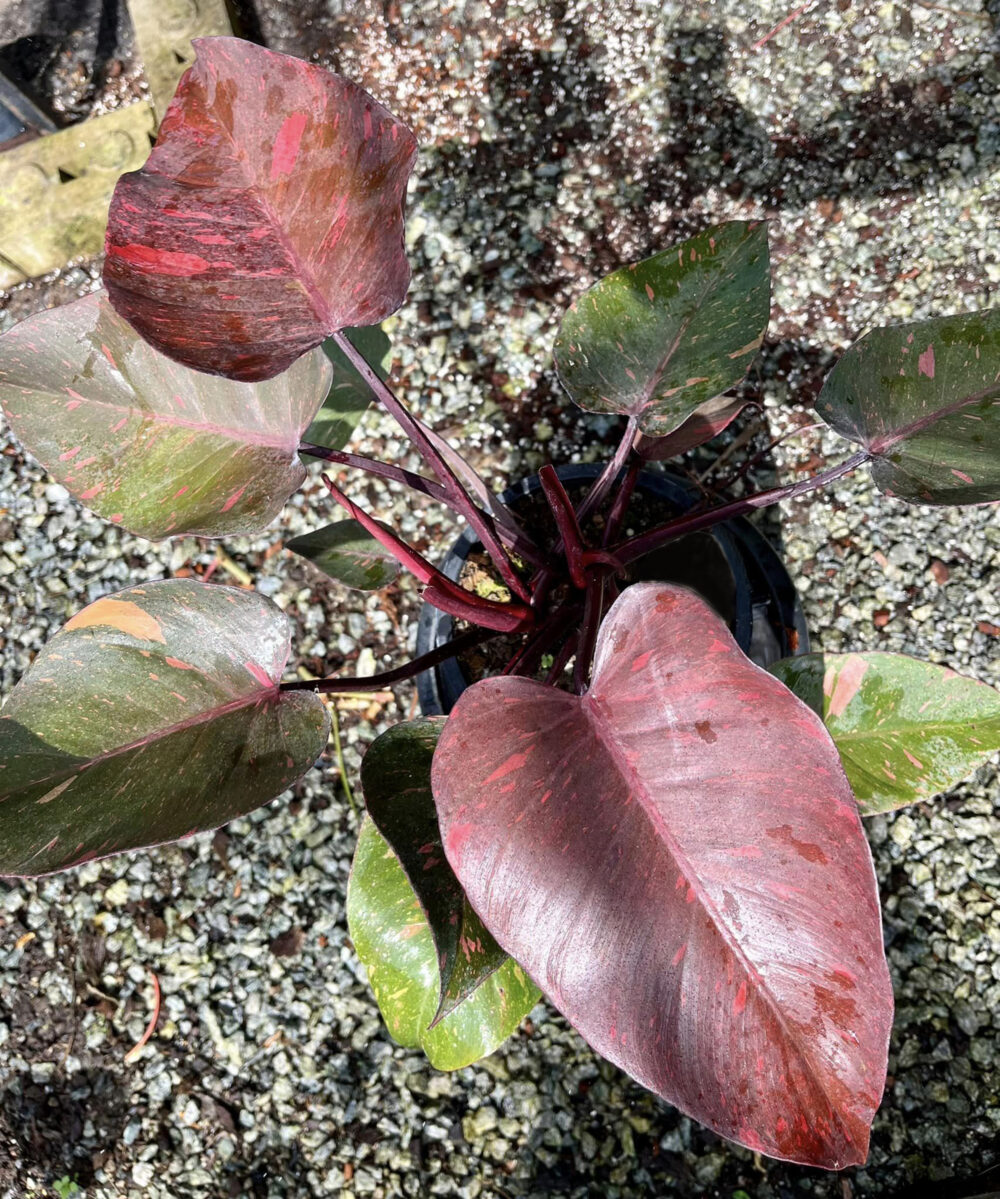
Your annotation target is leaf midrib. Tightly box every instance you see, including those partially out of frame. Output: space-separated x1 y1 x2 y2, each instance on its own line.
582 693 861 1150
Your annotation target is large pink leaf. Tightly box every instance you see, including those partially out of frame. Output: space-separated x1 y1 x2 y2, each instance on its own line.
103 37 416 381
432 583 893 1169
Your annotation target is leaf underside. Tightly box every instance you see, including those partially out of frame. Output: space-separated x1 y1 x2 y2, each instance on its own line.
817 308 1000 505
634 394 750 460
770 652 1000 815
360 719 511 1021
432 583 893 1169
553 221 770 437
103 37 417 382
348 816 539 1070
0 580 329 877
0 291 331 540
286 520 400 591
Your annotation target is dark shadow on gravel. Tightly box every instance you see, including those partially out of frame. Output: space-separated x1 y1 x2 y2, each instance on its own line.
0 1067 127 1187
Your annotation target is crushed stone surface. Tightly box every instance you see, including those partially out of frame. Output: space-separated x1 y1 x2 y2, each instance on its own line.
1 0 1000 1195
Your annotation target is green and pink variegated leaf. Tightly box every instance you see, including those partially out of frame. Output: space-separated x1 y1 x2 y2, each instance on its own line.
0 580 329 877
360 719 511 1022
432 583 893 1170
770 652 1000 815
104 37 417 382
0 292 331 539
553 222 770 436
817 309 1000 504
347 815 540 1070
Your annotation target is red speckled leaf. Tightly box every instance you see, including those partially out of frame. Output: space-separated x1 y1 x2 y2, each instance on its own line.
0 292 331 539
432 583 893 1169
103 37 417 382
817 309 1000 504
0 580 329 877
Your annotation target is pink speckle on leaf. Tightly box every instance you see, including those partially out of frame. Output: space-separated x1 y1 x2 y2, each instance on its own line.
270 112 308 180
111 245 211 276
918 344 935 379
221 485 247 513
951 468 973 484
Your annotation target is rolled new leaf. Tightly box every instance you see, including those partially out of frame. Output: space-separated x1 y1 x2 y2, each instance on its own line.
432 583 893 1169
0 292 332 540
817 309 1000 504
104 37 417 382
360 720 511 1021
554 221 770 436
0 580 329 876
348 816 539 1069
770 652 1000 815
286 520 400 591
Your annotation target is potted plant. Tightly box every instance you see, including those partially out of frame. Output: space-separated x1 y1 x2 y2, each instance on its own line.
1 36 999 1172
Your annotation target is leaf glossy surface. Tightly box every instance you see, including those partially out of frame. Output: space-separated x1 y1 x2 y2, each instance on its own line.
104 38 416 381
0 580 329 876
0 292 330 539
433 583 892 1168
554 222 769 436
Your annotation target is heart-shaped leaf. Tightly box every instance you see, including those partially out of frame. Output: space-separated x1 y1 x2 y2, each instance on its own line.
432 583 893 1169
103 37 417 382
348 815 540 1069
286 520 400 591
0 292 331 540
634 394 750 460
302 325 393 453
0 580 329 877
553 222 770 436
770 652 1000 815
360 719 512 1021
816 309 1000 504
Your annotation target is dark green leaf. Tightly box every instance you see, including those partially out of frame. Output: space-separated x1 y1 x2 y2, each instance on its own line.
553 221 770 436
816 309 1000 504
771 651 1000 814
361 719 510 1022
0 580 329 876
0 292 332 539
286 520 400 591
347 816 539 1069
302 325 393 452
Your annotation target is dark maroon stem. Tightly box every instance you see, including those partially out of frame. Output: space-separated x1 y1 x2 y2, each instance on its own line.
280 627 495 693
573 575 606 694
602 459 641 547
331 330 531 602
502 599 583 678
299 442 453 505
576 415 640 524
615 450 870 566
539 465 588 590
543 632 578 686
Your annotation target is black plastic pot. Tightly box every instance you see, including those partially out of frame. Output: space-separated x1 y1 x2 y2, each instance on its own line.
416 464 808 716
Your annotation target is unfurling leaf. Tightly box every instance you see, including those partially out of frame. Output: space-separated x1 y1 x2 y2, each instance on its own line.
104 37 417 382
348 817 539 1067
554 221 770 436
817 308 1000 504
0 292 331 539
432 583 893 1169
303 325 393 453
770 652 1000 815
287 520 400 591
0 580 329 876
634 394 750 460
360 720 512 1021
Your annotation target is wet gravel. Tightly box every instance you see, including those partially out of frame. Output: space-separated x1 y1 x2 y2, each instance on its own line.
2 1 1000 1196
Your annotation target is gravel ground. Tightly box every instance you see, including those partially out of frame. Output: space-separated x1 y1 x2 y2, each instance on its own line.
2 1 1000 1196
